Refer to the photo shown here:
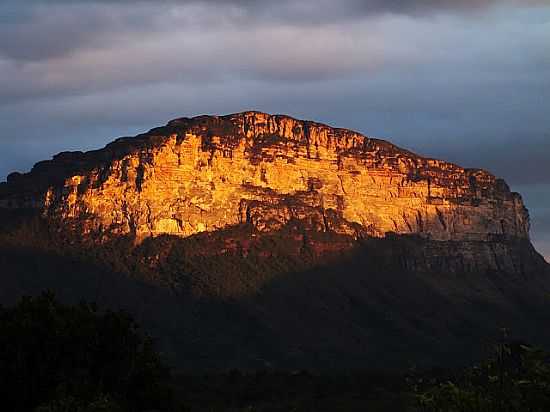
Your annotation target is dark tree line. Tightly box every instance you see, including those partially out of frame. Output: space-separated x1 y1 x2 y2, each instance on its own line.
413 341 550 412
0 292 172 412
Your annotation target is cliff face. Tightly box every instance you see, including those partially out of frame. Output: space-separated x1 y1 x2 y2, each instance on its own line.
0 111 530 244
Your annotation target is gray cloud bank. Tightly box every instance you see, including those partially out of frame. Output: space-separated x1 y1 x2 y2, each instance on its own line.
0 0 549 257
2 0 549 63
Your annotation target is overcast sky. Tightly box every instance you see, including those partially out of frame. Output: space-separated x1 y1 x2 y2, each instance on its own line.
1 0 549 259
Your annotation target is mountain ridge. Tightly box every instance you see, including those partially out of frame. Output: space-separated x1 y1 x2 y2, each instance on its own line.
0 111 514 187
0 111 548 370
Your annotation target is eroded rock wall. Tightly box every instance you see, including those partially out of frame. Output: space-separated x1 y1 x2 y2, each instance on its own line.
0 111 530 242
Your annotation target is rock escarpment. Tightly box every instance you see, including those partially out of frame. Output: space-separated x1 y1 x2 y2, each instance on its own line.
0 111 530 244
1 111 549 370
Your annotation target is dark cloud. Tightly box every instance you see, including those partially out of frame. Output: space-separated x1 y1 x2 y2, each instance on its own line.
0 3 168 62
1 3 548 105
2 0 548 71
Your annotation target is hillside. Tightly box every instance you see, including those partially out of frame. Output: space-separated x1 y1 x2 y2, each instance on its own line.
0 111 548 370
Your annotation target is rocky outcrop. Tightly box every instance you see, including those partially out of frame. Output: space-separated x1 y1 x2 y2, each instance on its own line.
0 111 530 244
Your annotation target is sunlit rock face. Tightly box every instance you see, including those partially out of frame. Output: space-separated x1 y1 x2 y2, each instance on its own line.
0 111 530 242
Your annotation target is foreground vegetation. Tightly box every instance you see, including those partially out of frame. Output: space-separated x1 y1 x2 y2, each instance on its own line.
174 342 550 412
1 293 550 411
0 292 172 412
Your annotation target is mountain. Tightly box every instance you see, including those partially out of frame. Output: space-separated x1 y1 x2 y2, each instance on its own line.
1 111 549 370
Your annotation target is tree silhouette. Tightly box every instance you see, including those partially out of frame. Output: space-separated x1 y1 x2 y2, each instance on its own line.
0 292 172 412
415 342 550 412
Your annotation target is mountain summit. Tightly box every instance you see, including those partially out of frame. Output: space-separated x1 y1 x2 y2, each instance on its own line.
0 112 548 369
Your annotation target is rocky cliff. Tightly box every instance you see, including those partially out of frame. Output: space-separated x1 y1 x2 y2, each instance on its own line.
0 111 530 244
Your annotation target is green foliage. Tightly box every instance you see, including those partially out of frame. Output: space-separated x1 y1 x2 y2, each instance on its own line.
0 292 172 412
414 342 550 412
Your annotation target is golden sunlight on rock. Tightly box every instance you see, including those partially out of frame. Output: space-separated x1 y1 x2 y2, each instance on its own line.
0 112 530 244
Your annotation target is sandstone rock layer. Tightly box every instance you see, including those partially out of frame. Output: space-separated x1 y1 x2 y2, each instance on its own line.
0 111 530 243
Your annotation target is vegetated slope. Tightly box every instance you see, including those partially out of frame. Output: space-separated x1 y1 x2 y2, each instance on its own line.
1 209 548 370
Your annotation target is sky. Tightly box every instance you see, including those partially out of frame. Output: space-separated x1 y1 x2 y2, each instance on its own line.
1 0 549 260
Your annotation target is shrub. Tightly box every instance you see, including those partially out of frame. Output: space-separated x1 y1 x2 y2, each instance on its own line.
0 292 172 412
